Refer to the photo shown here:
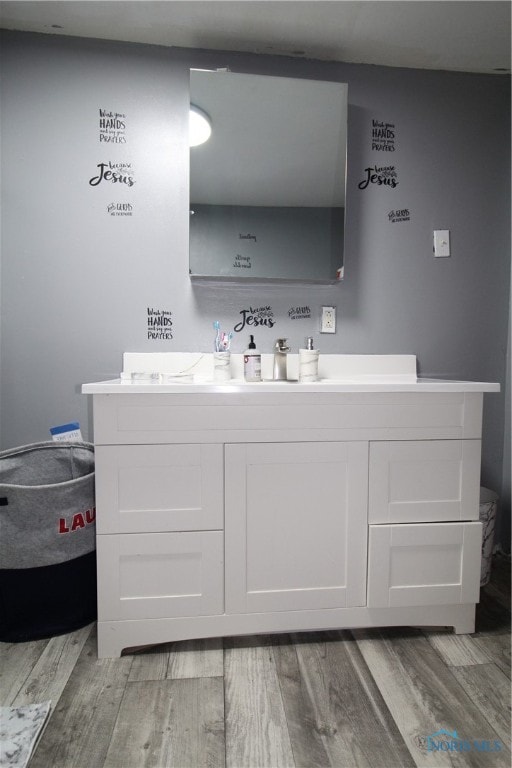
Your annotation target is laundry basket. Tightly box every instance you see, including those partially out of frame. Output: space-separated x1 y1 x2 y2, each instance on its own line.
0 441 96 641
479 486 498 587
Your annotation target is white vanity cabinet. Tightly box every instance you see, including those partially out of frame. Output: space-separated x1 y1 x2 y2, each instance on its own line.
82 379 497 658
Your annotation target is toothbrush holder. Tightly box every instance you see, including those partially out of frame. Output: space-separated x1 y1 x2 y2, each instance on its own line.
213 351 231 381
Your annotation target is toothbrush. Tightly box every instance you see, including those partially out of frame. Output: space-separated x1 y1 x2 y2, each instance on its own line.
223 332 233 351
220 332 232 351
213 321 220 352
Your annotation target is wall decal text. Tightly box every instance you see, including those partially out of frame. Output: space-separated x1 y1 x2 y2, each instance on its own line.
99 109 127 144
372 119 396 152
147 308 173 340
233 254 252 270
89 161 135 187
239 233 257 243
107 202 133 217
358 165 398 190
288 305 311 320
388 208 411 223
234 305 275 333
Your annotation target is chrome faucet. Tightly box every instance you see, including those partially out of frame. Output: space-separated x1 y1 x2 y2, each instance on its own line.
273 338 290 380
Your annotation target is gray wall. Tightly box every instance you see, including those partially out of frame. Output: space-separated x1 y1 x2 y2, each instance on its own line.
1 31 510 547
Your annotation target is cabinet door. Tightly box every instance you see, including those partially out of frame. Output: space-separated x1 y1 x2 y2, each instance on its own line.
95 444 223 533
225 442 368 614
369 440 481 524
97 531 224 620
367 522 482 608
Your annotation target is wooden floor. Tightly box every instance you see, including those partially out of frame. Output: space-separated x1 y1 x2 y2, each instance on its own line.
1 555 510 768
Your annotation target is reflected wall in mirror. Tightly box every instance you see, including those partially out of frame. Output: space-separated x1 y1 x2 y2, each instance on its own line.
189 70 348 283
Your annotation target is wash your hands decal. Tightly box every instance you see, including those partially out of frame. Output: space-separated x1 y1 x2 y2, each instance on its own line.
147 308 173 341
99 109 126 144
91 108 135 214
360 117 411 223
371 119 396 152
359 117 399 190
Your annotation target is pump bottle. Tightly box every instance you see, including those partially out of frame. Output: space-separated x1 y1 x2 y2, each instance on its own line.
299 336 319 382
244 335 262 382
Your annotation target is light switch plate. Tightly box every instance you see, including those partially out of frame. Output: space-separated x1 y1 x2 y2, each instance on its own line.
433 230 450 258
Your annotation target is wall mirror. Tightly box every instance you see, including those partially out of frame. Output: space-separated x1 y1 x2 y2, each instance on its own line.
189 70 348 283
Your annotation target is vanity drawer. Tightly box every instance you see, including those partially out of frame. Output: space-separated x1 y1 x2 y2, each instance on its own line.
367 522 482 608
369 439 481 524
95 444 223 533
97 531 224 621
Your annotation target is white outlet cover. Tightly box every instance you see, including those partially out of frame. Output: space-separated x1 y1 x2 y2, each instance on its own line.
321 306 336 333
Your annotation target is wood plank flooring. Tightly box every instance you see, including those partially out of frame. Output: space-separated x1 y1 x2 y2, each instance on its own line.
1 554 510 768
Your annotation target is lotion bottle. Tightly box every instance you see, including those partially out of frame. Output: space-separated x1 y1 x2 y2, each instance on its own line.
299 336 319 382
244 335 262 382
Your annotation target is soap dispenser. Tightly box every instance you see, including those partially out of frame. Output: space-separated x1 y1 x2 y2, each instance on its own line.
244 335 262 382
299 336 319 382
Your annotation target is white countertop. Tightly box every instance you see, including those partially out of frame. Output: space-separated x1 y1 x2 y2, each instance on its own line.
82 353 500 394
82 377 500 394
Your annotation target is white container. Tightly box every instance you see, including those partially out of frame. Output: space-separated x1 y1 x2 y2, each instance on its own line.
479 486 498 586
213 351 231 381
299 338 319 382
244 335 261 382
